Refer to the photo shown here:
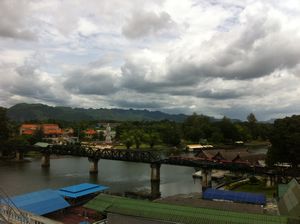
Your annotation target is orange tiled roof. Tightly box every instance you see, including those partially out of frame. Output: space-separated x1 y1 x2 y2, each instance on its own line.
42 124 62 135
42 124 60 129
85 129 97 135
20 123 64 136
22 130 36 135
21 124 40 129
43 129 63 135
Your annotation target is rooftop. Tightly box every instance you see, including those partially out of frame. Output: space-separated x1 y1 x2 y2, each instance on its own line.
4 189 70 215
85 194 291 224
58 183 109 198
203 188 266 205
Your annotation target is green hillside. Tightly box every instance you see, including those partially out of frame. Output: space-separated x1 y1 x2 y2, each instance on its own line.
7 103 187 122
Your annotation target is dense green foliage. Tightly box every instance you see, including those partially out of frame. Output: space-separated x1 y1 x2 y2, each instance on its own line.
181 113 271 144
0 107 9 141
1 103 279 163
116 120 180 148
8 103 187 122
115 113 272 148
268 115 300 167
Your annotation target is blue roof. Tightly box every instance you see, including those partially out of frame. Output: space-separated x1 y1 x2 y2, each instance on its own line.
7 189 70 215
203 188 266 205
58 183 109 198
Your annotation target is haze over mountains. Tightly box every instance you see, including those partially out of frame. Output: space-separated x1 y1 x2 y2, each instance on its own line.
7 103 188 122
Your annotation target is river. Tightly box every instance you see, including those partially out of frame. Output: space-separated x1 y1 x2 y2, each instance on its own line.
0 156 202 197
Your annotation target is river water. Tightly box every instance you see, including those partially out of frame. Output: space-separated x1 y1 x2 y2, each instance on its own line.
0 156 202 197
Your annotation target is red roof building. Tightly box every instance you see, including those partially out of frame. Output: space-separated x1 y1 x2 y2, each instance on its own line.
84 129 97 139
20 123 63 137
19 124 40 135
42 124 63 137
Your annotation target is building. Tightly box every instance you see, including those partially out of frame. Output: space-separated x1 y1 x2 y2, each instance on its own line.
42 124 63 137
278 179 300 217
195 148 266 166
20 123 63 138
85 194 296 224
19 124 40 135
84 129 97 139
62 128 74 136
186 144 213 152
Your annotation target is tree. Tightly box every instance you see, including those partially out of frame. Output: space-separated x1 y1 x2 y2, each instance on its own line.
120 132 134 149
0 107 9 141
144 132 160 148
132 130 144 149
216 117 239 143
247 113 258 139
182 113 212 142
28 128 44 145
247 113 257 124
157 121 181 146
209 129 224 143
268 115 300 167
98 131 105 141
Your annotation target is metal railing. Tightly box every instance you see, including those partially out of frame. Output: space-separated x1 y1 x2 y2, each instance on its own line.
0 188 62 224
0 187 29 224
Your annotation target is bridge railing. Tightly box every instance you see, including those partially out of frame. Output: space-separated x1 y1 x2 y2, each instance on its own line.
0 204 63 224
35 144 163 163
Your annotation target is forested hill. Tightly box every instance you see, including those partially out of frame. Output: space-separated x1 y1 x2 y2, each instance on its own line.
7 103 188 122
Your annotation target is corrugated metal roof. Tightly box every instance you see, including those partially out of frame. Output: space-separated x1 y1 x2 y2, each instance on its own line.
203 189 266 205
58 183 109 198
278 179 300 217
278 184 289 199
85 194 290 224
8 189 70 215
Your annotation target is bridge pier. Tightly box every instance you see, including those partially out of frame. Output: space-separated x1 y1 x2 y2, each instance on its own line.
89 158 99 174
41 153 50 167
201 169 212 192
150 163 161 199
15 150 24 161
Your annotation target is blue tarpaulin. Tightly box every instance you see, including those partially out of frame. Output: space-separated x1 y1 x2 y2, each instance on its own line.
8 189 70 215
58 183 109 198
203 188 266 205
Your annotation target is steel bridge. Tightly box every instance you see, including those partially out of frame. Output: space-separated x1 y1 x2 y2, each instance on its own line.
10 144 300 197
38 144 162 163
18 144 296 176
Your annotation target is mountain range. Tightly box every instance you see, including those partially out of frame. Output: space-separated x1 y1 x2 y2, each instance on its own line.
7 103 188 122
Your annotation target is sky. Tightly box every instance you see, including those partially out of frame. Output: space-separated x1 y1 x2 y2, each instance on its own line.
1 0 300 120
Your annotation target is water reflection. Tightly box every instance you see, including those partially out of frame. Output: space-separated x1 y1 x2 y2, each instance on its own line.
0 157 202 197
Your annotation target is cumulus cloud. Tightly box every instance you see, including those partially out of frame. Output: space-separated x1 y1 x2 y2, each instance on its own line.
1 0 300 120
63 66 120 95
122 10 177 39
0 0 35 40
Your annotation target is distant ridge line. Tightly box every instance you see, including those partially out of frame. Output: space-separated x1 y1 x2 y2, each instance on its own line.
7 103 188 122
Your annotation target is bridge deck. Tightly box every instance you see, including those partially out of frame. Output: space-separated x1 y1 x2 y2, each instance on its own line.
20 145 300 176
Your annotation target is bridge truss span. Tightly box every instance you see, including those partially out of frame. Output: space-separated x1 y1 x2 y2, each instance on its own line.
39 145 161 163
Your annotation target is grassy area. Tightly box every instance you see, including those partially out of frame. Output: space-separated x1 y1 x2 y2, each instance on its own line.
233 183 276 198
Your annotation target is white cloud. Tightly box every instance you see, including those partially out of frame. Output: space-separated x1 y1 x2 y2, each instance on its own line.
78 18 98 36
1 0 300 120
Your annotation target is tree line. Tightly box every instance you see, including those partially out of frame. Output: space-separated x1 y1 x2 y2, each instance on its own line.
0 107 299 167
114 113 272 149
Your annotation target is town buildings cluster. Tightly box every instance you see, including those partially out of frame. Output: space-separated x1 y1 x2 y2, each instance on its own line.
19 123 115 145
